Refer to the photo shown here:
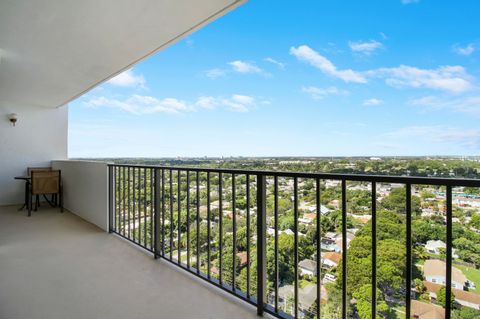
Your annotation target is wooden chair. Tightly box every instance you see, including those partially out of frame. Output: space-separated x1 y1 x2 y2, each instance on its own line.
27 167 52 176
27 167 52 208
28 170 63 216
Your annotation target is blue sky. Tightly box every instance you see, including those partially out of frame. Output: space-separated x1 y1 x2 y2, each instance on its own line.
69 0 480 158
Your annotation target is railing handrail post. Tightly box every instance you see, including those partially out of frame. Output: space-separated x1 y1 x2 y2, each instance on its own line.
256 173 267 316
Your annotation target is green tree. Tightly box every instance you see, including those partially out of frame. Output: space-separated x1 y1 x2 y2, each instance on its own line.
436 286 455 308
352 284 390 319
380 187 421 215
452 307 480 319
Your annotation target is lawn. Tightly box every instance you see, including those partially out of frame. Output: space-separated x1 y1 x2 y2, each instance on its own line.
455 264 480 292
389 306 405 319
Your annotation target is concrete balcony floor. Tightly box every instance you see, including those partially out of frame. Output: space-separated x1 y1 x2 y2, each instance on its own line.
0 205 262 319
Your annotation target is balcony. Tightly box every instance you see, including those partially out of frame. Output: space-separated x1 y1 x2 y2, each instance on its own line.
1 160 480 318
2 1 480 318
0 204 260 319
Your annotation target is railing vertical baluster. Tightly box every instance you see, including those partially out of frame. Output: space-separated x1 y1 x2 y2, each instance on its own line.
446 185 453 319
232 173 237 290
246 174 251 298
133 167 136 242
406 183 412 319
136 167 142 247
116 167 120 232
316 178 321 319
207 172 211 278
274 175 279 312
219 172 223 284
123 167 126 237
169 169 173 260
196 172 200 274
294 177 299 319
178 170 181 264
135 167 142 247
187 171 190 268
154 169 161 258
371 181 377 319
128 167 131 239
144 168 147 248
256 174 266 316
150 169 154 250
161 169 165 257
108 165 114 233
341 179 347 319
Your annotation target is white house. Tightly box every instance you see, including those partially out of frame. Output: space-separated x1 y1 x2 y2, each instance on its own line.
424 259 468 290
298 259 317 277
424 240 458 258
322 252 341 268
424 281 480 310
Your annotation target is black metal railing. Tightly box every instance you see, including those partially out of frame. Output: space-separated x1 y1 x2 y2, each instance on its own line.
108 164 480 319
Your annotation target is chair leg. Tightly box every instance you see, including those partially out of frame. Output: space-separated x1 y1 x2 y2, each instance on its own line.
35 195 39 211
59 189 63 213
28 193 32 217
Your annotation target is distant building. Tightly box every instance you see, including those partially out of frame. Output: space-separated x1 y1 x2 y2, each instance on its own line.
299 213 316 225
411 300 445 319
323 273 336 283
298 259 317 277
424 281 480 310
278 284 324 317
324 232 337 240
322 252 341 268
236 251 248 268
424 240 458 258
424 259 467 290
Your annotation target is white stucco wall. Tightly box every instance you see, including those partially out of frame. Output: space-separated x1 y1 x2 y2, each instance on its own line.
0 105 68 205
52 160 109 231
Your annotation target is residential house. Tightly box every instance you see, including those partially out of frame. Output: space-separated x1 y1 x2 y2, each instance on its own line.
299 213 316 225
321 236 341 253
411 300 445 319
322 252 341 268
323 273 336 284
424 281 480 310
278 284 322 318
424 240 458 258
236 251 248 268
424 259 468 290
298 259 317 277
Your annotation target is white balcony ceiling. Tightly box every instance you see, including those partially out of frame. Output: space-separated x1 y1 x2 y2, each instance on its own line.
0 0 245 108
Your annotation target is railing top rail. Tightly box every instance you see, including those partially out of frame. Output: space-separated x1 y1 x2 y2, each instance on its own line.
107 163 480 187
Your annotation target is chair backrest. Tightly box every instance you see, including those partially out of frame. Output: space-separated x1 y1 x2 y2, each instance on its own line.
27 167 52 176
31 170 60 195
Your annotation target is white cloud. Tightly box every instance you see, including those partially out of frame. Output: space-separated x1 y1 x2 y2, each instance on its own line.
85 94 259 114
363 98 384 106
205 68 227 79
107 69 146 88
264 57 285 69
229 60 264 74
369 65 473 93
195 96 218 109
221 94 255 112
452 43 475 56
411 95 480 116
291 44 474 93
349 40 383 55
86 95 188 114
401 0 419 4
387 126 480 149
302 86 349 100
290 45 367 83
